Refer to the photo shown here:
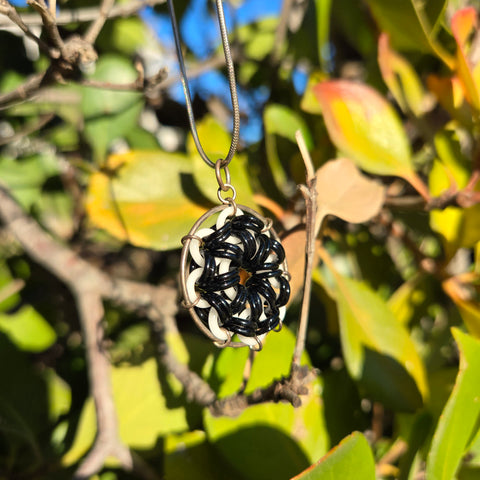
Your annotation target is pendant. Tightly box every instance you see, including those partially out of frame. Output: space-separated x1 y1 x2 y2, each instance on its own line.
180 203 290 349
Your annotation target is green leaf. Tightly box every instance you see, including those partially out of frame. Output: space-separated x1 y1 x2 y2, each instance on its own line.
264 104 313 195
81 55 144 161
426 329 480 480
0 335 49 464
63 358 188 466
365 0 450 58
204 327 329 480
97 17 147 55
315 0 332 71
0 305 56 352
301 71 328 114
0 262 21 312
45 368 71 422
322 255 428 411
236 17 278 61
378 33 434 116
85 150 209 251
429 129 480 257
388 274 431 327
0 153 60 209
165 430 244 480
244 326 310 393
313 80 418 182
291 431 376 480
187 116 257 209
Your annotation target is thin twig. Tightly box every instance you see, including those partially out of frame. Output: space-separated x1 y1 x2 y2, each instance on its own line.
27 0 65 52
73 292 133 479
150 295 216 407
271 0 294 64
0 0 58 57
83 0 115 44
210 365 317 417
0 0 166 27
292 130 317 366
0 113 55 146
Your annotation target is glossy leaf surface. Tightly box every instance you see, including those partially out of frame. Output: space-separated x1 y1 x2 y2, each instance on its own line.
314 80 415 180
321 254 428 410
204 327 329 480
426 329 480 480
63 358 188 465
292 431 376 480
85 150 208 250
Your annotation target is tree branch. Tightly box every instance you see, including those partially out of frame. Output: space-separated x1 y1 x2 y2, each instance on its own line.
210 365 317 417
83 0 115 44
0 184 164 479
0 0 58 56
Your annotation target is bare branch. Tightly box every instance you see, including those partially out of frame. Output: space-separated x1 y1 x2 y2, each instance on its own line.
0 0 166 28
210 365 317 417
0 0 58 56
292 130 317 367
27 0 65 52
83 0 115 44
271 0 294 64
0 71 47 109
0 113 55 146
149 291 216 406
73 292 133 479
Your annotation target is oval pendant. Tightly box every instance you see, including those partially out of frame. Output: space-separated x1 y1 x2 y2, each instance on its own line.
180 204 290 349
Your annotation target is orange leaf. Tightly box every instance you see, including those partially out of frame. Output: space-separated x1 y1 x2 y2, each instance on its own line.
315 158 385 232
451 8 480 110
313 80 414 179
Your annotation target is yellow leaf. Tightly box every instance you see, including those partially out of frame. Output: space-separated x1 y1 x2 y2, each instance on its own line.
313 80 421 187
85 150 208 251
378 33 434 116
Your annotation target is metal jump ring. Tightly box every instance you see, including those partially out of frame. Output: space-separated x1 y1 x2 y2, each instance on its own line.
215 158 231 192
217 185 237 204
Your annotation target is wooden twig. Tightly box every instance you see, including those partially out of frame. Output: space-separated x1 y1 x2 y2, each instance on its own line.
27 0 65 52
83 0 115 44
210 365 317 417
271 0 294 64
0 0 58 57
150 294 216 407
0 113 55 146
292 130 317 366
0 0 166 28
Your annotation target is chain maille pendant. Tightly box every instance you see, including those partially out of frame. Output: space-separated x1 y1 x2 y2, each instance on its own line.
180 163 290 350
168 0 290 349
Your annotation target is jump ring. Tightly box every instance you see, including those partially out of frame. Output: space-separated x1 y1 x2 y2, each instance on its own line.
215 158 231 192
217 185 237 204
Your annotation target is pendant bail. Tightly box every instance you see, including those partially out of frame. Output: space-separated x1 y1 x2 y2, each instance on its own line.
215 158 237 204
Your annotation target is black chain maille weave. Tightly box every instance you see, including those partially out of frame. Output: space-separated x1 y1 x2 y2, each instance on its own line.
191 213 290 338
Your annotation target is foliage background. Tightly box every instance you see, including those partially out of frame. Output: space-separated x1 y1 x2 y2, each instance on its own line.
0 0 480 479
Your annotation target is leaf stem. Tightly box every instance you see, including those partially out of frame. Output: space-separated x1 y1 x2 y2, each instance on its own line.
404 172 431 202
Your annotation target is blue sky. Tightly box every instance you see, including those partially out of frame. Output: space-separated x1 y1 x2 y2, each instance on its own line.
141 0 289 144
